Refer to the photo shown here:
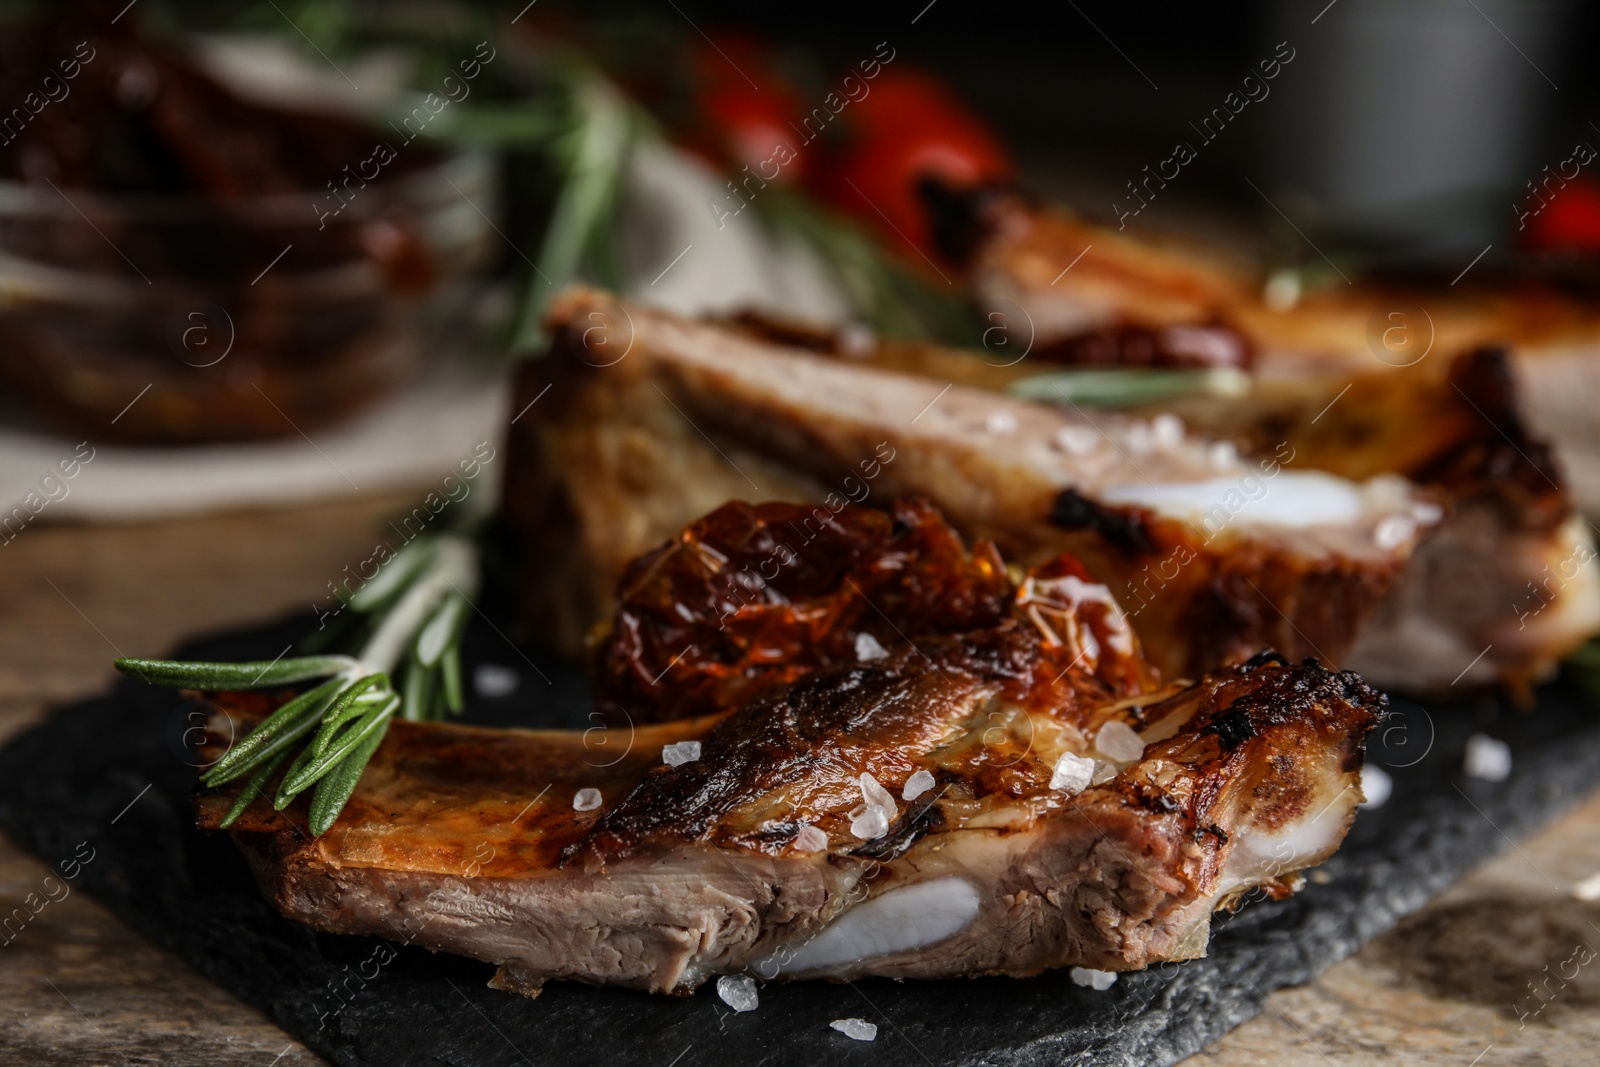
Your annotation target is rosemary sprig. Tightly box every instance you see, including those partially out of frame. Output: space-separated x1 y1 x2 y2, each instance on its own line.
113 655 358 690
1007 367 1252 409
113 532 481 834
755 187 983 346
504 66 648 355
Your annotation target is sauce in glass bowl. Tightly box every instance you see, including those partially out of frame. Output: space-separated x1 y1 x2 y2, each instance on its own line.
0 11 497 442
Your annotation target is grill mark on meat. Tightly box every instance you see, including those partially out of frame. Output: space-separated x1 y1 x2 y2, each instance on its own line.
1209 710 1260 751
1048 488 1156 555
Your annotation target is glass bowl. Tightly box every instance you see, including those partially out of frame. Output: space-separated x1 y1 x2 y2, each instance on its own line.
0 148 498 443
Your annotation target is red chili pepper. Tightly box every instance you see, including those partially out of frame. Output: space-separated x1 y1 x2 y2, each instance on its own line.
1523 175 1600 253
821 68 1012 262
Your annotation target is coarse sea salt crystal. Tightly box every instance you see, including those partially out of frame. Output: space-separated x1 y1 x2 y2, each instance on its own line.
1464 734 1512 782
1095 720 1146 763
572 788 602 812
1208 440 1239 470
1264 269 1301 311
1362 474 1413 512
851 809 890 840
662 740 701 767
1055 424 1100 456
1359 764 1392 808
986 411 1019 435
1373 514 1416 550
855 632 889 661
837 322 876 356
716 974 759 1012
1070 967 1118 990
902 769 935 801
851 772 897 840
830 1018 878 1041
1573 871 1600 902
1122 420 1155 455
1049 751 1096 796
1090 761 1119 786
793 825 829 852
1151 413 1184 449
472 663 519 698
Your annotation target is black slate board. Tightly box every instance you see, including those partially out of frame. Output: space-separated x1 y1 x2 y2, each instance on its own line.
3 610 1598 1067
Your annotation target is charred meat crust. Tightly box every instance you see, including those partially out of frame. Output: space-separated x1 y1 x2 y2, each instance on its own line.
1411 347 1567 530
570 643 1380 869
919 176 1014 267
1049 488 1156 554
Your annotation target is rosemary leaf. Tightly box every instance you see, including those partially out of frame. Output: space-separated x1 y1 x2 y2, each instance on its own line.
415 593 470 667
204 709 325 788
308 714 394 837
274 731 326 810
115 655 356 691
424 102 565 144
402 657 434 722
200 676 347 784
347 538 437 613
309 674 390 757
1007 368 1251 409
509 73 638 353
282 699 399 805
440 645 464 715
217 748 292 830
358 537 477 676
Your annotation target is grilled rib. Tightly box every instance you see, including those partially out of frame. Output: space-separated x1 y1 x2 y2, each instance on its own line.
506 289 1444 685
947 196 1600 689
200 502 1382 995
966 191 1600 515
716 312 1600 693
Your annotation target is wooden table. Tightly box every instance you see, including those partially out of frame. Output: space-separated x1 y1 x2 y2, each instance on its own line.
4 493 1599 1065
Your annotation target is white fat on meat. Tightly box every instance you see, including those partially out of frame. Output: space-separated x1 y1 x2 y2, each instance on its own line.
1211 792 1356 899
1098 471 1430 538
760 878 982 977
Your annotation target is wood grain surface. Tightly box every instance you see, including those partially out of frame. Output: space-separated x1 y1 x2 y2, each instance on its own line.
2 493 1598 1066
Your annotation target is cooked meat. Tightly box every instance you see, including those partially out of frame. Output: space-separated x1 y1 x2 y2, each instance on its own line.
506 289 1444 685
966 192 1600 514
1245 348 1600 691
717 312 1600 693
200 508 1382 994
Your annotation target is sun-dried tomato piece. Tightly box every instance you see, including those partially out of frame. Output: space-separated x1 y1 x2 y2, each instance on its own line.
593 497 1151 724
